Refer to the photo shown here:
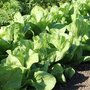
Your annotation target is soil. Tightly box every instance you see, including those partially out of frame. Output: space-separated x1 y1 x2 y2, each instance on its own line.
54 63 90 90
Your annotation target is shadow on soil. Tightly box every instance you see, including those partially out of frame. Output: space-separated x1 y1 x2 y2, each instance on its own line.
76 63 90 71
54 63 90 90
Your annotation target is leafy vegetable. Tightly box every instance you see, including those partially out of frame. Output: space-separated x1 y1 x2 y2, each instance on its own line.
33 71 56 90
1 0 90 90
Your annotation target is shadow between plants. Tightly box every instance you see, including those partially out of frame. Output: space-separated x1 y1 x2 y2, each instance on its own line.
54 63 90 90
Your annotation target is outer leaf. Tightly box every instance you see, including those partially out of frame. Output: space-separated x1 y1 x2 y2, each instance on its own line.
51 63 64 75
34 71 56 90
0 65 23 90
64 67 75 79
83 56 90 62
57 74 66 83
2 50 22 68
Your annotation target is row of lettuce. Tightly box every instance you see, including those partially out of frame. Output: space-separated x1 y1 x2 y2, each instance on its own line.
0 0 67 26
0 0 90 90
1 0 90 26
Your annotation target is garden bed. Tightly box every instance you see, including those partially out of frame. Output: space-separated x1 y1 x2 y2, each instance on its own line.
1 0 90 90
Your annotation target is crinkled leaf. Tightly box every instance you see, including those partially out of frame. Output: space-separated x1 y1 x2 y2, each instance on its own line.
31 6 45 22
14 12 24 24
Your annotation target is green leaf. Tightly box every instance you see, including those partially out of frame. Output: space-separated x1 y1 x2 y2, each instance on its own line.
14 12 24 24
57 74 66 83
49 31 70 61
83 56 90 62
2 50 23 68
0 26 13 42
26 49 39 69
34 71 56 90
33 36 42 50
51 63 64 76
0 65 23 90
31 6 45 23
64 67 75 79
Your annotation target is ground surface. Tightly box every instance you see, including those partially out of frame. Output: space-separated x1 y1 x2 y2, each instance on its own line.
54 63 90 90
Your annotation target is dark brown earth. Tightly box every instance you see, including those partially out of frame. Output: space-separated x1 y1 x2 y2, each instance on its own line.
54 63 90 90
